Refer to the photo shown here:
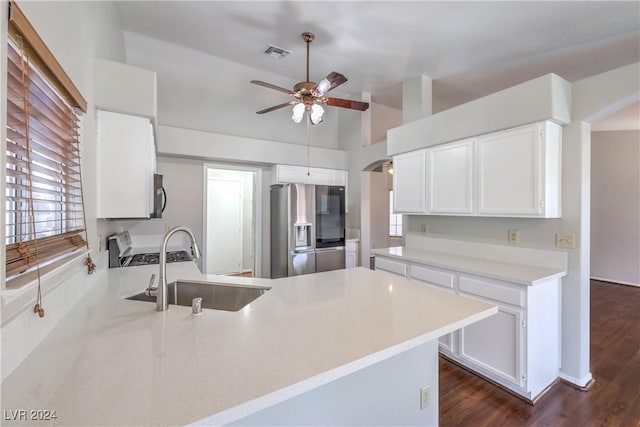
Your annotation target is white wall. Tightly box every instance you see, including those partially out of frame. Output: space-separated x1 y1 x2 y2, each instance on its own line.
591 130 640 286
121 157 272 278
370 171 390 250
371 101 402 145
1 0 125 380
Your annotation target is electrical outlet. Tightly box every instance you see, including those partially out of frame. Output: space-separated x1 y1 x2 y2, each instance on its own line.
165 223 172 232
420 385 431 410
508 230 519 244
556 233 576 249
421 224 429 234
98 234 103 251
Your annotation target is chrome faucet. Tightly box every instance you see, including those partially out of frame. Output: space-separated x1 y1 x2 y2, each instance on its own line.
147 226 201 311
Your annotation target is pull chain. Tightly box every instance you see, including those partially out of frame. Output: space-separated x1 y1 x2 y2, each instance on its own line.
306 115 311 175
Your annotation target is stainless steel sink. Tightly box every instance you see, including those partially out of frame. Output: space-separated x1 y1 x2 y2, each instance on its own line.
126 280 270 312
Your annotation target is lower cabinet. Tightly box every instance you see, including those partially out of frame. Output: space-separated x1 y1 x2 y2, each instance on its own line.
345 240 360 268
374 254 560 401
459 305 524 387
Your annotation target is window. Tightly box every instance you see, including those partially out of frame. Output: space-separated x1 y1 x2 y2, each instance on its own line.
5 1 90 289
389 190 403 237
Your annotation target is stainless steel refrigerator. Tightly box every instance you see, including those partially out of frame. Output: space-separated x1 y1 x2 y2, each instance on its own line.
271 183 345 278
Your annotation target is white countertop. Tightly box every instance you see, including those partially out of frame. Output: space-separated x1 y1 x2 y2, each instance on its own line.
1 262 496 426
372 246 567 285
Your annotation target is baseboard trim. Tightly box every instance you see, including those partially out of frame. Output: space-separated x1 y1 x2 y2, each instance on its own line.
440 354 541 406
590 276 639 287
558 371 594 390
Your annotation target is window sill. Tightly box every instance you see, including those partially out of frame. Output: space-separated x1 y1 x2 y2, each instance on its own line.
1 249 97 325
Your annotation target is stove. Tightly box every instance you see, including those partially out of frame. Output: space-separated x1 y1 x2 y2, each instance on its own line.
108 231 194 268
125 250 193 267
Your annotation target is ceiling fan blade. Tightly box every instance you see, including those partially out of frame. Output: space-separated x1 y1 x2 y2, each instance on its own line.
256 101 296 114
324 97 370 111
314 71 348 95
250 80 294 95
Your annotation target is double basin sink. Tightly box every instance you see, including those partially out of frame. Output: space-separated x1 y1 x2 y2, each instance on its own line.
127 280 270 312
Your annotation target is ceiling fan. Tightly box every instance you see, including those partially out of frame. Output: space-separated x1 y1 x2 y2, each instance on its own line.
251 32 369 124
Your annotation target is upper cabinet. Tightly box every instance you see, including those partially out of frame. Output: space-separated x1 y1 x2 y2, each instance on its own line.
272 165 347 187
427 139 474 214
94 60 159 219
476 121 561 217
96 110 156 219
392 121 562 218
94 58 157 120
392 149 427 213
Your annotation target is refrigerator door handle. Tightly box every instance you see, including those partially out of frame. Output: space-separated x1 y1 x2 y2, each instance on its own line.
315 247 345 252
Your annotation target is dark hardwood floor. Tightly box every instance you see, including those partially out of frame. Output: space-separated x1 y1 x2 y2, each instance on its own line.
440 280 640 427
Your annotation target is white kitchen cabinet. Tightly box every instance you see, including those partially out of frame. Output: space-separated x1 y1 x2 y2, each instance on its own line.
476 121 561 217
271 165 347 187
330 169 348 186
392 121 562 218
345 240 360 268
392 149 427 213
459 303 524 387
427 139 474 214
272 165 309 184
374 257 408 276
97 110 156 219
373 252 561 401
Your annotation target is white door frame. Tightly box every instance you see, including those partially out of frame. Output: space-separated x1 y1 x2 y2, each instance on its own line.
202 163 263 277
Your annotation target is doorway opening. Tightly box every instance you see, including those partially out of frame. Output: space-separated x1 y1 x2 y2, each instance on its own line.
590 101 640 287
203 165 262 277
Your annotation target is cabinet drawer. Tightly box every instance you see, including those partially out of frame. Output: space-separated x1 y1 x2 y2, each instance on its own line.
409 265 454 289
459 276 524 307
375 257 407 276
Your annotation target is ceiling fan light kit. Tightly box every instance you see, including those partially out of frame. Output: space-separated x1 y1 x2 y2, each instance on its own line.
251 32 369 124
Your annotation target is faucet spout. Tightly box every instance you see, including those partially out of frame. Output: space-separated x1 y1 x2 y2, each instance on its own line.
157 226 201 311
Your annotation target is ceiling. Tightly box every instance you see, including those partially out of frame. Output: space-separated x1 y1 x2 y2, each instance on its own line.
113 1 640 112
592 101 640 131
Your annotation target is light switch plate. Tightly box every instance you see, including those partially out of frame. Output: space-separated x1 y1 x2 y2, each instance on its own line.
420 385 431 410
421 224 429 234
556 233 576 249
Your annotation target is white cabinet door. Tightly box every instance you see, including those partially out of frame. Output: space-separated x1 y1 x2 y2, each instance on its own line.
274 165 308 184
459 305 525 388
97 110 154 219
392 150 427 213
476 122 561 217
306 168 332 185
374 257 408 276
345 240 359 268
427 139 474 214
330 170 348 186
273 165 345 187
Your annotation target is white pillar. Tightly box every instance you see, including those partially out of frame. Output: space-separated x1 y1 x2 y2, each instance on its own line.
402 75 433 124
360 91 372 146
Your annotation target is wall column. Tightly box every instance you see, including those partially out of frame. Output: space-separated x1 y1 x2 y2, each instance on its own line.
402 75 433 124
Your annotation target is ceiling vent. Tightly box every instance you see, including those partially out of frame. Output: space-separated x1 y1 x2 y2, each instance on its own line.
263 45 291 59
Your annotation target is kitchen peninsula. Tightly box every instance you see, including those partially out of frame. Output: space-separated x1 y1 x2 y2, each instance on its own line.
1 259 496 426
